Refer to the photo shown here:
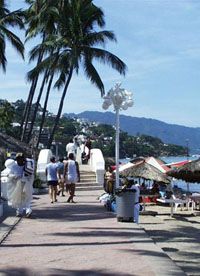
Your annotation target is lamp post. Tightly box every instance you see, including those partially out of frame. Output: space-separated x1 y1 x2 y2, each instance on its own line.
186 139 189 161
102 83 133 189
52 141 61 159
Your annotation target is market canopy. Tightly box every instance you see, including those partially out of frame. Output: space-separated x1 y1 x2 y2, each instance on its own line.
167 158 200 183
117 160 170 183
145 156 171 173
165 160 190 169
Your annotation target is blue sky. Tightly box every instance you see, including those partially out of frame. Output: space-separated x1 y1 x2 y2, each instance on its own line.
1 0 200 127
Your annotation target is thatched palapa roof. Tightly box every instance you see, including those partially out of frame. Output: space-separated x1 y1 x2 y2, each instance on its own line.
118 160 170 183
167 158 200 183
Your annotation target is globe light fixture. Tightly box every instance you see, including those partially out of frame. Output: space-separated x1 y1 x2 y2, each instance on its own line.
102 83 134 189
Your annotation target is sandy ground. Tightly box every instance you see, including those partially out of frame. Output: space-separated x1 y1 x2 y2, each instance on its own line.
139 204 200 276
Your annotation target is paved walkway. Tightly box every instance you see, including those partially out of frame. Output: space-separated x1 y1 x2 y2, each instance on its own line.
0 189 185 276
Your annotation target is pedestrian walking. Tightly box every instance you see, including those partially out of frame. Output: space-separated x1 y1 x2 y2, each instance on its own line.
73 137 80 155
46 156 59 203
80 142 89 164
85 137 92 160
66 139 77 159
64 153 80 203
57 157 65 197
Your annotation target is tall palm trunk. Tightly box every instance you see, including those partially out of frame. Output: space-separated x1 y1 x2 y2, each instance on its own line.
20 51 44 142
20 77 37 141
36 73 54 149
26 68 49 143
47 67 73 148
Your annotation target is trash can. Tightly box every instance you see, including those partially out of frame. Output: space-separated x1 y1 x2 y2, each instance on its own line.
115 188 136 222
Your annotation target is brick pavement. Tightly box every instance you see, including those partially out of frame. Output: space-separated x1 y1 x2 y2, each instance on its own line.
0 189 185 276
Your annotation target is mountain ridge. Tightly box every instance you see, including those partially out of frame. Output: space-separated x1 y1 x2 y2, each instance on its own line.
64 111 200 152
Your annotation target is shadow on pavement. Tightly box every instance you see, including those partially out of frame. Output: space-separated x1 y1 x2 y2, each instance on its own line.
0 238 154 248
31 203 115 222
0 267 135 276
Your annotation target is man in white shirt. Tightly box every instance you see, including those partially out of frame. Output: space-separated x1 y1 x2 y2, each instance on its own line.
66 139 76 158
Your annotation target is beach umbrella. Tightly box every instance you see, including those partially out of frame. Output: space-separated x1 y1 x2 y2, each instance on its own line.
167 158 200 183
117 160 170 183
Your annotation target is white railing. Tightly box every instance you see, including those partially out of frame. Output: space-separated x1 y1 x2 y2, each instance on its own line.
36 149 53 182
89 148 105 185
70 147 105 185
76 147 82 164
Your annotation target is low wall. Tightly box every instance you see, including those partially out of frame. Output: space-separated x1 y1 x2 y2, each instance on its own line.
36 149 53 182
89 149 105 185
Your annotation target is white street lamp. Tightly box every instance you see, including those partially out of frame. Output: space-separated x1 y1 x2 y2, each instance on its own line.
102 83 133 189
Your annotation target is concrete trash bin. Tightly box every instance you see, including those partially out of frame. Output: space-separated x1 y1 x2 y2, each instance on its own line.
115 188 136 222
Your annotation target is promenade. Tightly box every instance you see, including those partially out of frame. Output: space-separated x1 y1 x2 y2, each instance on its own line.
0 187 186 276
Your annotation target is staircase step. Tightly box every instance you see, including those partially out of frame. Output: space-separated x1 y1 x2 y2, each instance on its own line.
76 186 103 191
81 174 96 177
80 172 96 175
77 182 100 187
77 167 103 191
80 178 96 183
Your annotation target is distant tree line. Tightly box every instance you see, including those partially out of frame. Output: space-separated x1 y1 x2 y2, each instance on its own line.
88 124 187 158
1 99 187 158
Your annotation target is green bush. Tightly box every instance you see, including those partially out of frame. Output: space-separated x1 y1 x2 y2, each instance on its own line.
33 175 42 189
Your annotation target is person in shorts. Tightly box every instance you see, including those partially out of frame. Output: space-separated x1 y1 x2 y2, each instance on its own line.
64 153 80 203
57 157 65 197
46 156 59 203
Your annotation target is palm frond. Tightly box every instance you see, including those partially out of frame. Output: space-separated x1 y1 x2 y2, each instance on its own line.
29 38 57 62
27 55 54 81
82 1 105 30
0 26 24 58
0 34 6 72
27 51 60 81
57 50 71 71
84 31 116 47
54 72 66 89
3 9 24 29
85 47 127 76
83 56 104 96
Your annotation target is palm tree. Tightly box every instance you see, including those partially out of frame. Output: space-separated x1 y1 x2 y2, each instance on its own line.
0 0 24 71
0 100 14 131
28 0 127 148
26 67 49 143
20 0 44 141
20 0 59 142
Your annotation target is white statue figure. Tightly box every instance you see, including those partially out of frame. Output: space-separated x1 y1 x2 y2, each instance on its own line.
4 153 34 217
